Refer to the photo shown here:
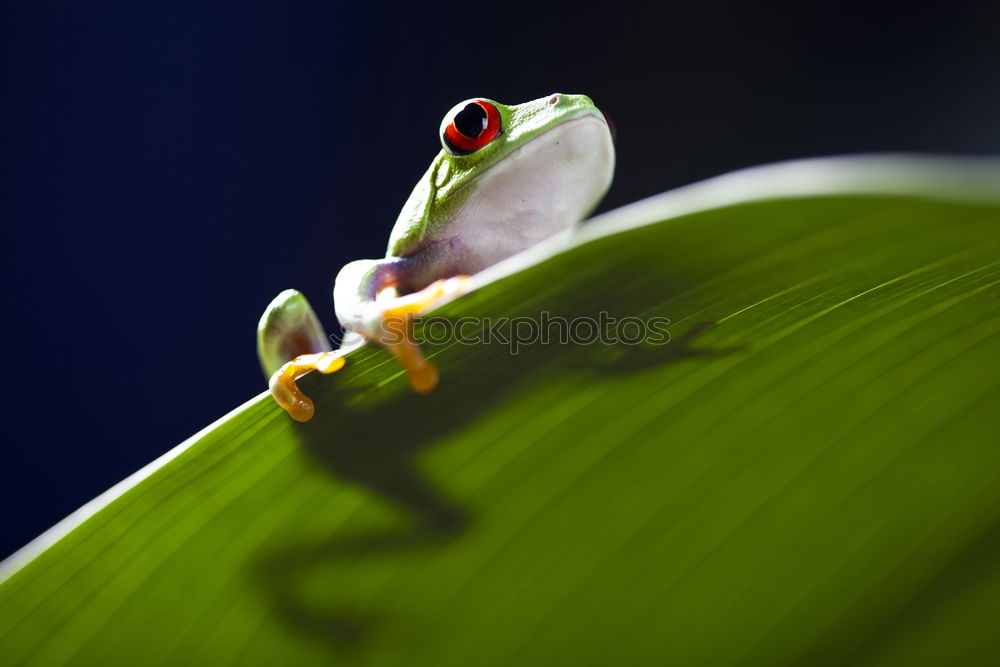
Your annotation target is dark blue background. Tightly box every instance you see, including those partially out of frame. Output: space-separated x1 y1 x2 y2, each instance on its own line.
4 1 999 558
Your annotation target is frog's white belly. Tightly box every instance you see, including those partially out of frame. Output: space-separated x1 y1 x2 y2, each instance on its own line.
430 114 615 274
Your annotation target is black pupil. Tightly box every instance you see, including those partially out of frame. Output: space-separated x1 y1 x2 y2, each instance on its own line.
454 103 487 139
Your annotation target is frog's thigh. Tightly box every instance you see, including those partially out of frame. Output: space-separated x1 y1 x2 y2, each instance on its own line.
257 289 332 377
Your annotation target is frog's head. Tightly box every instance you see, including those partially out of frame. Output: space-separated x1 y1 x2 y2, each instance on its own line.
387 93 615 267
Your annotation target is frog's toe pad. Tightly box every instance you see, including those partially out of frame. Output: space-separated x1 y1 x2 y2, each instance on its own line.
408 362 439 394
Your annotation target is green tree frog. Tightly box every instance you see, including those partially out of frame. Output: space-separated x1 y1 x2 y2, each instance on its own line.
257 93 615 421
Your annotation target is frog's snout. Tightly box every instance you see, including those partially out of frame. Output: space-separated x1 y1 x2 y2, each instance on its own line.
549 92 615 143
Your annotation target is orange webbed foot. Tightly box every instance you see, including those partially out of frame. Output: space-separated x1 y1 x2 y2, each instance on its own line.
268 351 346 422
376 275 472 394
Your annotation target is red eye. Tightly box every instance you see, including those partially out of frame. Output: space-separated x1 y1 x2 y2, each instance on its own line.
442 99 502 155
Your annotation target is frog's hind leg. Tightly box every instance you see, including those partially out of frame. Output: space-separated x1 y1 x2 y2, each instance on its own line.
257 289 333 375
258 289 345 422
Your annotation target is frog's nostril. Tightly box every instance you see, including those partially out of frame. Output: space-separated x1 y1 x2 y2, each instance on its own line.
548 94 560 105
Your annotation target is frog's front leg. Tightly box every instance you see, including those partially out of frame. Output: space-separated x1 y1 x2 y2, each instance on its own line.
335 259 471 395
256 261 400 422
260 260 472 422
369 274 472 393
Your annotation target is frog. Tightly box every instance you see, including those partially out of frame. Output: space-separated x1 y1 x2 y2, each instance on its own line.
257 93 615 422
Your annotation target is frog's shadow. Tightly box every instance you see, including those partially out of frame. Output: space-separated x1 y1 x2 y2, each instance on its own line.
255 321 741 655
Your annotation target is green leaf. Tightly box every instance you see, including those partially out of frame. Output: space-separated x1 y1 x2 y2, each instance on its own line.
2 156 999 666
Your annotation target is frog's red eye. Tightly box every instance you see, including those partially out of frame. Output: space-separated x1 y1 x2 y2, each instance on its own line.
442 100 502 155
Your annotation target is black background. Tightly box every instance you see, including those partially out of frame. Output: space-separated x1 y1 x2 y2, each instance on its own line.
4 0 999 559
